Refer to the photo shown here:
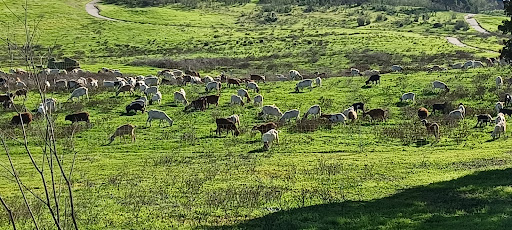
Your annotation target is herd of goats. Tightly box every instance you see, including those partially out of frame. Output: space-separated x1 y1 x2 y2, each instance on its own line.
0 59 510 150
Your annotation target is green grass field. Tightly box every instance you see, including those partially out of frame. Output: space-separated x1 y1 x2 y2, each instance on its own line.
1 0 512 229
1 68 512 228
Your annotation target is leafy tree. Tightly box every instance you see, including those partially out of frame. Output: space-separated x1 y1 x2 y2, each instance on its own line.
499 1 512 62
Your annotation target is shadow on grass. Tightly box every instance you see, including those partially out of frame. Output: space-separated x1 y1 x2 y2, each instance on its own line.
361 85 372 89
205 168 512 230
248 148 266 153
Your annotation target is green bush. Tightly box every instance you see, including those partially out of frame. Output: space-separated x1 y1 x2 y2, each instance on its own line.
454 20 469 30
357 17 368 26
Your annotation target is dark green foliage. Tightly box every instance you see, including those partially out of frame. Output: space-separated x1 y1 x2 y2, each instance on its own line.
454 19 469 30
500 1 512 61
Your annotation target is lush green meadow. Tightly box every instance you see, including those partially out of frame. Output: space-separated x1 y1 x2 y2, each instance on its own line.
1 0 512 229
1 68 512 228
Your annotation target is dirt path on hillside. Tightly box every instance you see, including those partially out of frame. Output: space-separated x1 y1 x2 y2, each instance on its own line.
445 14 497 53
464 14 490 34
85 0 120 21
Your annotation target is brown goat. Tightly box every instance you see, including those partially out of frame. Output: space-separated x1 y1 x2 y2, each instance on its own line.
11 112 33 126
418 107 429 120
363 108 386 121
65 112 90 124
227 78 241 88
348 110 357 122
116 85 134 96
421 119 440 141
14 89 27 98
107 124 135 145
250 74 266 83
252 122 278 135
215 118 240 136
199 95 220 108
184 98 207 112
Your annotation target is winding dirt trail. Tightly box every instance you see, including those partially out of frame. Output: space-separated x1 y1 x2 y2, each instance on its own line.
445 14 497 53
85 0 121 21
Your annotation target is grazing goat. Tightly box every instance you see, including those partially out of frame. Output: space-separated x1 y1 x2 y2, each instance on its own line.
347 110 357 122
289 70 303 80
11 112 33 126
14 89 27 99
505 94 512 107
363 109 386 121
400 92 415 102
258 105 283 119
321 113 346 123
68 87 89 102
279 109 300 123
432 102 449 114
352 102 365 113
254 94 263 106
432 80 449 92
391 65 403 72
227 114 240 126
0 93 13 109
237 89 251 103
116 85 134 96
295 79 313 92
304 105 321 119
37 98 57 115
252 122 278 135
227 78 241 88
262 129 279 150
499 108 512 116
476 114 492 127
231 95 245 106
185 98 207 112
418 107 429 120
343 106 355 117
312 77 321 88
203 76 214 84
65 112 90 124
247 82 260 93
448 109 464 120
199 95 220 108
365 74 380 85
147 110 173 127
126 102 145 114
15 78 26 89
205 81 221 92
496 102 504 114
350 68 361 76
144 86 159 97
215 118 240 136
150 91 162 105
107 124 136 145
421 119 440 141
496 113 506 124
250 74 266 83
174 89 188 105
496 76 504 89
144 76 159 86
491 123 506 139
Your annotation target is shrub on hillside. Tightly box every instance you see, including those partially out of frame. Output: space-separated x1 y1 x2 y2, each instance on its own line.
357 17 370 26
454 20 469 30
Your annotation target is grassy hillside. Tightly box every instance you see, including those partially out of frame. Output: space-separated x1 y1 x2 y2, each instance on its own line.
1 68 512 228
0 0 504 76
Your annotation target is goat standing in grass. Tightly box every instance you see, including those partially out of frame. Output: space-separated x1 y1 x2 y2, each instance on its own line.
147 110 173 127
107 124 136 145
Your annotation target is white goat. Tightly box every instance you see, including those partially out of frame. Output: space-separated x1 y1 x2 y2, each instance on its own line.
254 94 263 106
279 109 300 123
174 89 188 105
391 65 403 72
150 91 162 105
258 105 283 119
343 106 355 117
37 98 57 115
247 82 260 93
400 92 415 102
350 68 361 76
491 122 506 139
295 79 313 92
262 129 279 150
304 105 321 119
432 80 449 92
327 113 346 123
144 76 159 86
237 89 251 102
289 70 303 80
203 76 214 84
227 114 240 126
68 87 88 101
205 81 221 92
144 86 159 97
146 109 173 127
315 77 322 87
231 95 244 106
496 76 504 89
